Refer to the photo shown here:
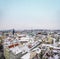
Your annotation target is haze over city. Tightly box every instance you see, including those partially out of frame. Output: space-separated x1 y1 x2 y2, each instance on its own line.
0 0 60 30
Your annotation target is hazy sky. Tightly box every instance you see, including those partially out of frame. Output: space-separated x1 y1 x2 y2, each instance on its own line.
0 0 60 30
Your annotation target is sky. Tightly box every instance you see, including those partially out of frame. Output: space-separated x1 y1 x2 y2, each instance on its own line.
0 0 60 30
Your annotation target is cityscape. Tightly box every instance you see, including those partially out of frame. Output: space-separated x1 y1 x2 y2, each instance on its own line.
0 29 60 59
0 0 60 59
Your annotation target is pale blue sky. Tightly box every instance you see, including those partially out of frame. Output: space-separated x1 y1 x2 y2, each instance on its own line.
0 0 60 30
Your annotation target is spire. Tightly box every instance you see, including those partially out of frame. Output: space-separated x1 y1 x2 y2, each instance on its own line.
12 29 15 35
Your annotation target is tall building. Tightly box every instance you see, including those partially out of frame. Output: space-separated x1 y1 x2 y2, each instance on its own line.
12 29 15 35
